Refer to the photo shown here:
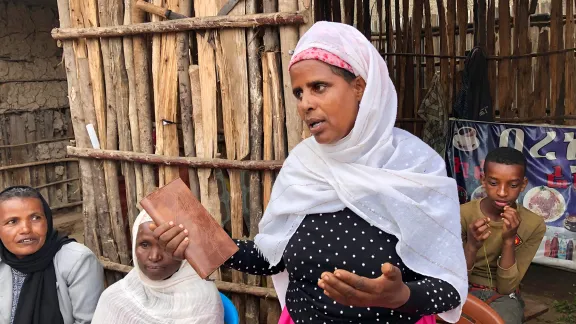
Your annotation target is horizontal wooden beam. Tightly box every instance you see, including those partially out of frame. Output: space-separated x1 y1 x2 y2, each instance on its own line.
52 11 307 40
495 115 576 123
380 48 576 61
0 105 71 114
99 258 278 299
67 147 284 171
0 137 74 149
0 158 78 171
371 14 576 39
52 201 83 210
34 177 80 190
0 78 68 83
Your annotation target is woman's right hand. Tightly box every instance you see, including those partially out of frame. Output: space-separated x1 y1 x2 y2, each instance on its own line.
466 217 491 251
149 222 190 260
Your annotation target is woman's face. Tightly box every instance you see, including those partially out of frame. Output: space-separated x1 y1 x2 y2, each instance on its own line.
290 60 366 144
135 222 181 280
0 197 48 258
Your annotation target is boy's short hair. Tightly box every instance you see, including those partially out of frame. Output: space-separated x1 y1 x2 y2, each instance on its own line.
484 147 526 175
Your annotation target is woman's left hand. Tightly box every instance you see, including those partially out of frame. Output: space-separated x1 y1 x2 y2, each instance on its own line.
318 263 410 309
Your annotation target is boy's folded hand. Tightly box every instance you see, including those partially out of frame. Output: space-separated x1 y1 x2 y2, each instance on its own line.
467 217 491 251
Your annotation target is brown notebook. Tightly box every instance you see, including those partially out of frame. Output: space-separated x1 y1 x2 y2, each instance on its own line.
140 178 238 279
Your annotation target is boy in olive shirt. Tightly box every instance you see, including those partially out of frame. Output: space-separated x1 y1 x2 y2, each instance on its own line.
461 147 545 324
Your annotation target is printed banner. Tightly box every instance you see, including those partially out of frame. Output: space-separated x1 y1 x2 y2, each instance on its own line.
446 119 576 271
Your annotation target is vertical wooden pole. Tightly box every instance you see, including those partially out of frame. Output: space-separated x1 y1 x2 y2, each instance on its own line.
412 0 423 116
106 0 139 241
447 0 456 112
550 0 564 119
515 0 532 118
131 0 156 196
384 0 393 75
376 0 383 51
533 30 550 118
457 0 468 71
193 3 220 228
79 0 107 145
498 0 512 118
475 0 487 47
343 0 354 25
123 0 144 214
97 0 131 266
298 1 314 140
487 0 496 116
266 53 287 161
57 0 101 256
189 63 222 277
261 54 280 324
394 0 403 87
246 0 263 323
398 0 409 117
564 0 575 125
423 0 435 87
436 0 449 97
279 0 301 152
263 0 280 51
214 1 250 321
154 0 182 186
175 1 200 199
356 0 364 36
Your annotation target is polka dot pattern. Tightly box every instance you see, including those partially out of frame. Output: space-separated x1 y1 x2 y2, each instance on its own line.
224 209 460 323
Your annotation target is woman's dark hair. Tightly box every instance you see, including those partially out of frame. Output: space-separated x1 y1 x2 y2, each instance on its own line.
329 65 356 83
0 186 42 203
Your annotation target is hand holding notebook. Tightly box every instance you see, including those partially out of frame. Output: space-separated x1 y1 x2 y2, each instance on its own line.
140 178 238 279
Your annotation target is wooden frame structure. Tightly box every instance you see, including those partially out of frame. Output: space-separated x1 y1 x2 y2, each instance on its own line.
54 0 312 322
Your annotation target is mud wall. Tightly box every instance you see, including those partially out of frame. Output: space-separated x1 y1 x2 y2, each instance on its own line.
0 0 80 207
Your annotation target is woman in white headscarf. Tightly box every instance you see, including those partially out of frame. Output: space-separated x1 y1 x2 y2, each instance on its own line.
92 210 223 324
154 21 467 324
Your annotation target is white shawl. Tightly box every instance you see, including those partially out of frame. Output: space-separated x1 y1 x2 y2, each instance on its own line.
92 210 223 324
254 21 467 323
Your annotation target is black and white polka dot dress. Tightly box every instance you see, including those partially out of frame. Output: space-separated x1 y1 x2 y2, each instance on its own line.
224 208 460 323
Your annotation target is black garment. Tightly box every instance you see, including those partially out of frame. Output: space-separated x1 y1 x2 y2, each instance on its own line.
452 46 493 122
225 208 460 323
0 186 74 324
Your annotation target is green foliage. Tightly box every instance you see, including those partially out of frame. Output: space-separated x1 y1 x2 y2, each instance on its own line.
551 297 576 324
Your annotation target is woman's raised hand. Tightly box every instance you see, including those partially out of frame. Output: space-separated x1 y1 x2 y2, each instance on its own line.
318 263 410 309
149 222 189 260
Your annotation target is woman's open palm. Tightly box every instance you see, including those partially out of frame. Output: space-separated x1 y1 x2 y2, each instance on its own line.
318 263 411 309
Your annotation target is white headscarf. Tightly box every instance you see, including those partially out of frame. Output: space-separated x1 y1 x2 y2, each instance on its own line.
92 210 223 324
254 21 467 323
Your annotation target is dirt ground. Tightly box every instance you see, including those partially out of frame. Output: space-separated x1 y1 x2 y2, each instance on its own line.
521 265 576 323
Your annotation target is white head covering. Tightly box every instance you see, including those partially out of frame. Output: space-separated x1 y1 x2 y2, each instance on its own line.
92 210 224 324
254 21 467 322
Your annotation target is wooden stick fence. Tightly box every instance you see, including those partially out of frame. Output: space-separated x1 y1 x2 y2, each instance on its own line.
55 0 312 322
53 1 576 323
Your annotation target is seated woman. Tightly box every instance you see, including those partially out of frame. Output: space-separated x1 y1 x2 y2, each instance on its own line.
92 210 223 324
0 186 104 324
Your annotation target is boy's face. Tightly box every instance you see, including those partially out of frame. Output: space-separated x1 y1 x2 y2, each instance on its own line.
481 162 528 211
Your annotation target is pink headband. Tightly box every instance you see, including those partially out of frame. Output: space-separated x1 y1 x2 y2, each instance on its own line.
288 47 355 75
